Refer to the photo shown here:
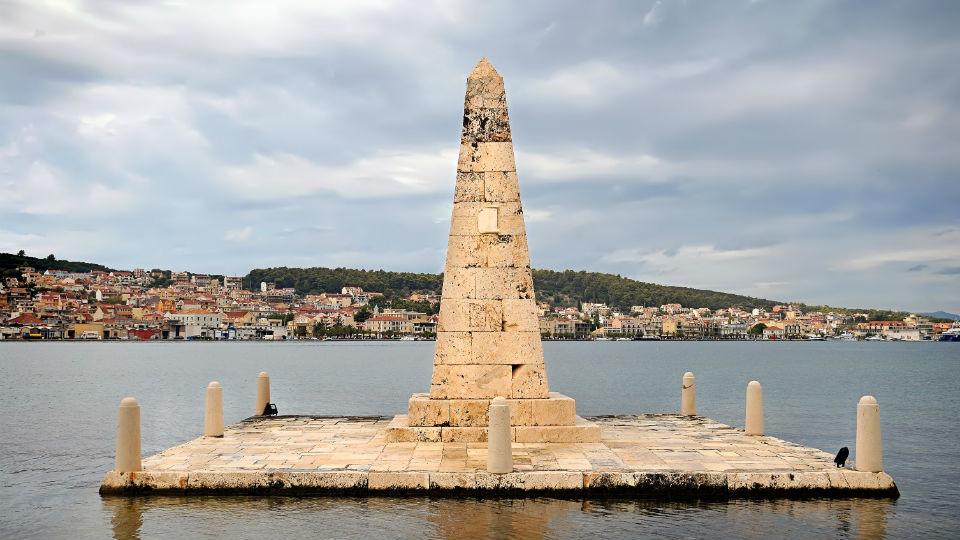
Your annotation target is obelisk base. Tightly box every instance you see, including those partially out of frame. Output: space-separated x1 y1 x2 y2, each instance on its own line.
384 392 601 443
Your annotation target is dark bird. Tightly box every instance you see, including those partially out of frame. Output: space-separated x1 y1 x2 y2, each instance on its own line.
835 447 849 468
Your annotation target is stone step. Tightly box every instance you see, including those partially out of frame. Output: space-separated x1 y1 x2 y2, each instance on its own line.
408 392 578 427
384 414 601 443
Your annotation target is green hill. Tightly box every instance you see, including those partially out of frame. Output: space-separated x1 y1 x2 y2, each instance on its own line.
531 269 778 311
244 266 780 311
246 266 443 298
0 252 112 280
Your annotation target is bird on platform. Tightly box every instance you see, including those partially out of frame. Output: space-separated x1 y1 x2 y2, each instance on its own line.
835 446 849 467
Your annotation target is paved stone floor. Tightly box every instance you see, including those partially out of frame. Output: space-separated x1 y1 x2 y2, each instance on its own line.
101 414 898 496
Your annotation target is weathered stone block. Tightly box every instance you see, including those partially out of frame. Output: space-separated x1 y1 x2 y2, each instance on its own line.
453 172 485 202
408 394 451 427
465 90 506 111
437 299 503 332
384 415 442 442
429 472 479 490
474 268 534 300
502 298 540 331
430 364 512 399
517 471 584 491
497 203 527 236
441 426 488 442
441 269 476 300
471 331 543 364
444 234 529 269
513 417 601 443
448 399 490 426
458 142 516 173
449 202 524 237
483 172 520 203
506 398 533 425
484 233 530 268
283 472 367 490
434 331 472 365
530 393 577 426
368 472 430 491
100 471 189 493
444 236 485 267
187 472 273 490
462 108 512 143
510 363 549 398
465 69 506 109
584 471 638 490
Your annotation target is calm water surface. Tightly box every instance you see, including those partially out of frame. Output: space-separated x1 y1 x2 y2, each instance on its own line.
1 341 958 539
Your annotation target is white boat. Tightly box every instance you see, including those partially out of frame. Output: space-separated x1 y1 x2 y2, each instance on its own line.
399 335 417 341
806 335 826 341
940 324 960 342
835 332 856 341
866 335 884 341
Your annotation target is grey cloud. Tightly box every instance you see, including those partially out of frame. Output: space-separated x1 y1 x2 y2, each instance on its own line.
0 0 958 312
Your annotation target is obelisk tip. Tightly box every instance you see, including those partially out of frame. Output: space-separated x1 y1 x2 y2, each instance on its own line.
469 57 500 79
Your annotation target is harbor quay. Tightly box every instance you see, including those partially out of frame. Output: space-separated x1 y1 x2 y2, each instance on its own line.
100 60 898 500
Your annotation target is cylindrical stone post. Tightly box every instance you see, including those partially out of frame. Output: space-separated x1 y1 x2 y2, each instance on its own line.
487 396 513 473
745 380 764 435
204 381 224 437
855 395 883 472
681 372 696 416
115 397 142 473
255 371 270 415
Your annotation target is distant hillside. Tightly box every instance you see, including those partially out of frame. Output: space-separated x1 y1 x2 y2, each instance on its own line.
0 252 112 280
531 269 778 311
923 311 960 321
246 266 443 298
245 266 781 311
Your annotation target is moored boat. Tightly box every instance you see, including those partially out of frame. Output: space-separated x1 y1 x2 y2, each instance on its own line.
940 324 960 342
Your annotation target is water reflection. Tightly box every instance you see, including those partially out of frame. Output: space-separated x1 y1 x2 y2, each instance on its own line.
105 497 143 540
101 495 895 539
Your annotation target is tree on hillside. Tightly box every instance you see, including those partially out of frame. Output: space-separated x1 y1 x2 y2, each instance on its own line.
748 323 767 337
354 306 373 324
17 250 24 257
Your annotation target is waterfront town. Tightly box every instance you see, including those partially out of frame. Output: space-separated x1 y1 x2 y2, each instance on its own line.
1 265 953 342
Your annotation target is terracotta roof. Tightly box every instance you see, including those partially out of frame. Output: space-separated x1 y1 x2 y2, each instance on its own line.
9 313 43 325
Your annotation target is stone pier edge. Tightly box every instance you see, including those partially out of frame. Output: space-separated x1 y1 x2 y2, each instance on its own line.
99 415 899 499
100 469 899 499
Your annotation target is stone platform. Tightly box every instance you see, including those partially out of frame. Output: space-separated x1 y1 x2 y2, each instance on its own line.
100 414 898 497
385 392 601 443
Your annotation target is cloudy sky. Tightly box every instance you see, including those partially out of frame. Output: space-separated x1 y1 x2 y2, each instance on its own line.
1 1 958 313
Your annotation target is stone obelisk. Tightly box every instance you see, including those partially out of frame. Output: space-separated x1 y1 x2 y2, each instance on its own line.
386 58 598 443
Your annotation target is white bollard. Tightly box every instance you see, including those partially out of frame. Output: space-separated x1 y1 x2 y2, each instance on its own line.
115 397 142 473
681 372 696 416
255 371 270 415
745 380 764 436
855 395 883 472
204 381 224 437
487 397 513 474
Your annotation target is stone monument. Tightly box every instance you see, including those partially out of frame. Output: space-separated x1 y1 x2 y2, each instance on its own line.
385 59 600 443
